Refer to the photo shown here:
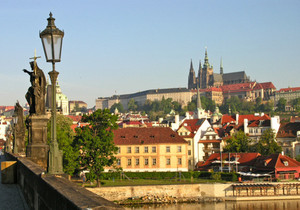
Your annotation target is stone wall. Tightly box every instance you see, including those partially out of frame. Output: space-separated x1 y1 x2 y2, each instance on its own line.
6 153 122 210
88 183 233 201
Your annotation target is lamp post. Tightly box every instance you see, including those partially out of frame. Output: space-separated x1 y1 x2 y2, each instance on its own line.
12 113 18 154
6 130 12 153
40 12 64 174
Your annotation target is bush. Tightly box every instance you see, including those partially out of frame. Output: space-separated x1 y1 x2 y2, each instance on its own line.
96 171 237 181
220 172 237 181
197 171 212 179
211 172 221 181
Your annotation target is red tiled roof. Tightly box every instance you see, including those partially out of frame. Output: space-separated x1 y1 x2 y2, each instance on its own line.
260 82 276 89
66 115 82 122
196 153 261 170
290 116 300 123
119 121 142 125
220 82 256 93
276 122 300 138
178 119 206 137
248 119 270 127
254 154 300 170
253 83 263 90
178 119 205 132
191 87 222 93
198 140 221 143
71 123 90 132
221 115 236 124
277 87 300 93
113 127 188 145
221 114 270 125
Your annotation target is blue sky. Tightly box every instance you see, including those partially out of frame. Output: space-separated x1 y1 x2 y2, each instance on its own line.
1 1 299 108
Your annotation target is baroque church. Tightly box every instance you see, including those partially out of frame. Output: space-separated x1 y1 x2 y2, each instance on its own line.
188 49 250 89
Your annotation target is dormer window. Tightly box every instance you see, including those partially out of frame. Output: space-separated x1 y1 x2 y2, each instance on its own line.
150 135 154 138
283 161 289 166
134 135 138 138
121 135 125 138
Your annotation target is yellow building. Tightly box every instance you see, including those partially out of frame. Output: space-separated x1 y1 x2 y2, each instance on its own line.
113 127 188 172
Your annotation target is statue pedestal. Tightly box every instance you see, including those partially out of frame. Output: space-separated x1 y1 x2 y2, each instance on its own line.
26 115 49 169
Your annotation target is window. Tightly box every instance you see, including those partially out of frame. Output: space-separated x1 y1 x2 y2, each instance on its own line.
117 147 121 154
144 146 148 153
178 158 182 165
166 146 170 153
152 158 157 165
166 158 171 165
188 140 191 146
152 146 156 153
135 147 139 153
127 147 131 153
135 158 140 165
188 150 191 155
127 159 131 166
117 159 121 166
188 160 192 165
144 158 149 165
177 146 182 153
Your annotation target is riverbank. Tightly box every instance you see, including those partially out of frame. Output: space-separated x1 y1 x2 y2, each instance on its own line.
115 195 224 205
87 183 232 201
87 182 300 205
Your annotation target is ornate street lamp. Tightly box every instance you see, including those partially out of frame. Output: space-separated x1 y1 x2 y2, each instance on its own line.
12 113 18 154
40 12 64 174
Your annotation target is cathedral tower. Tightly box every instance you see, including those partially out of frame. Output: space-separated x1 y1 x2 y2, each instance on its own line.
188 60 196 89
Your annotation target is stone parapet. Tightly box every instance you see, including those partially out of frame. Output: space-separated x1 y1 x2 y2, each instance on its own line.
6 153 122 210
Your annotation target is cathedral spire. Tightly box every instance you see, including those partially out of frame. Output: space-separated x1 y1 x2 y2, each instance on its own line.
204 47 210 68
190 59 194 72
220 57 223 74
198 60 202 88
188 59 196 89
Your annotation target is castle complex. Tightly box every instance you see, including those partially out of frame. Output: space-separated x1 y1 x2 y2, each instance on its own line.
96 49 275 110
188 48 250 89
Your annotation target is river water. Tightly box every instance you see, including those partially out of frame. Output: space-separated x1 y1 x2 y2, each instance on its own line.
124 200 300 210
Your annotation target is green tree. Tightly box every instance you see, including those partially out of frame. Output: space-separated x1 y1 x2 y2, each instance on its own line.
220 96 242 114
47 114 77 175
223 130 252 153
292 98 300 112
255 128 282 155
296 155 300 162
73 109 118 187
128 99 138 111
277 98 287 112
110 103 124 113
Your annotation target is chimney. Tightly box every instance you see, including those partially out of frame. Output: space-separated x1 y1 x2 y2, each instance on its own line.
175 115 179 125
244 118 248 134
236 113 239 125
186 112 190 119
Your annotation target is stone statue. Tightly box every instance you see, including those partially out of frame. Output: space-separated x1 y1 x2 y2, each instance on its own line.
15 101 24 131
14 101 26 153
23 61 46 115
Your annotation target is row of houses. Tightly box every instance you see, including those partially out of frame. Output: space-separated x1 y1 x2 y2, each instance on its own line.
197 153 300 180
67 103 300 175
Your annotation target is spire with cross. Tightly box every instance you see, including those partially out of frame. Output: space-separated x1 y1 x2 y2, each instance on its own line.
30 49 41 76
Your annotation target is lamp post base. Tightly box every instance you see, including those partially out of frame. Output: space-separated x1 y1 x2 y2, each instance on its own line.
48 141 63 174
